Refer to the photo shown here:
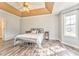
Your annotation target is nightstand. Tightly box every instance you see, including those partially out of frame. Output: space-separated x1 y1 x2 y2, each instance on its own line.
44 31 49 40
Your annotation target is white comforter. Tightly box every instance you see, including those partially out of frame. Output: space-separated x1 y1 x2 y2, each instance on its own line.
14 33 44 47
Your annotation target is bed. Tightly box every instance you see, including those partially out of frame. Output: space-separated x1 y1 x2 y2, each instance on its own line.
14 28 44 48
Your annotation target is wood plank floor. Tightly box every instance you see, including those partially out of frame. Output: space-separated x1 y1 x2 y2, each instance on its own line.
0 40 79 56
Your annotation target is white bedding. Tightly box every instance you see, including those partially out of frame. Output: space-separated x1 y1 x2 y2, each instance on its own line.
14 33 44 48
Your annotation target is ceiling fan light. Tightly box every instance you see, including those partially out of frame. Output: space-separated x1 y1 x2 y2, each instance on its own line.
23 7 29 12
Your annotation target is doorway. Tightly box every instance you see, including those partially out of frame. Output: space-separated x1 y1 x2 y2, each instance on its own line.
0 17 5 48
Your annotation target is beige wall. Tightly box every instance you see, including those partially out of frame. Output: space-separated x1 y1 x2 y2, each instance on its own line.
21 14 59 40
0 10 20 41
0 9 59 41
59 4 79 48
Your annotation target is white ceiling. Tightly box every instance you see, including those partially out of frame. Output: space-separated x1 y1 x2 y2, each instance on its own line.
53 2 78 14
7 2 78 14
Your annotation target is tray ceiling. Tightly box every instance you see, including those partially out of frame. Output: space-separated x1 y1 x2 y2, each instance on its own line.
0 2 53 17
0 2 78 17
7 2 45 11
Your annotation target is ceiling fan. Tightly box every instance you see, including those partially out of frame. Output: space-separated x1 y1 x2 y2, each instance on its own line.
18 2 30 12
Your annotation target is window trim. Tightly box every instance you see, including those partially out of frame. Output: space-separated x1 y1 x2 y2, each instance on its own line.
63 11 77 37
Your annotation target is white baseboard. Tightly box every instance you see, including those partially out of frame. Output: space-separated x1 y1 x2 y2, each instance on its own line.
61 41 79 49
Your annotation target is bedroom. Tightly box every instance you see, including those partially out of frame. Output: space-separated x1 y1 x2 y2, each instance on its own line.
0 2 79 56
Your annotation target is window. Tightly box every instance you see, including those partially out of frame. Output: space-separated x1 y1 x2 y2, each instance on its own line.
64 14 76 37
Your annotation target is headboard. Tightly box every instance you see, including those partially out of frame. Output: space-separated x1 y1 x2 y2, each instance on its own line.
31 28 44 33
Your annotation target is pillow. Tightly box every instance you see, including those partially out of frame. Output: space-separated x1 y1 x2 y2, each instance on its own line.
31 28 44 34
38 28 44 33
31 29 37 34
